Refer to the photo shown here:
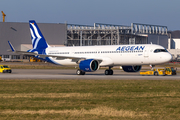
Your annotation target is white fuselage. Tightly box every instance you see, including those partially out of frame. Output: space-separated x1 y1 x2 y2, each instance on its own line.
45 44 172 66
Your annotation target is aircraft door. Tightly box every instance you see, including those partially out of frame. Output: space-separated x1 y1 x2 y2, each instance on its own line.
144 47 149 59
95 49 101 57
69 49 74 57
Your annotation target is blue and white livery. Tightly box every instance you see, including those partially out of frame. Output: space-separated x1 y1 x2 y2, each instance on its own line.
8 20 172 75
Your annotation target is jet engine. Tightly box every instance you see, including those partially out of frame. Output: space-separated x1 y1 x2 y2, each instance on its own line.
79 59 99 72
122 65 141 72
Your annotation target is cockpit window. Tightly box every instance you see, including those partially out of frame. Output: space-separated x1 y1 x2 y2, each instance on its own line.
154 49 168 53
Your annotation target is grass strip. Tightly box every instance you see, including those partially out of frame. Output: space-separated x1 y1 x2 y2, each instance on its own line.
0 79 180 120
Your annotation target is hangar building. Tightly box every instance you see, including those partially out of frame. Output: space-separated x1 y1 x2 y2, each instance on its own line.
0 22 66 60
0 21 168 61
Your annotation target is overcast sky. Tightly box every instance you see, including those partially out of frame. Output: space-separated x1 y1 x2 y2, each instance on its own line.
0 0 180 30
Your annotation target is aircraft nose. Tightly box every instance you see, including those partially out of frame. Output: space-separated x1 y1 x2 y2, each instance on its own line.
164 53 172 62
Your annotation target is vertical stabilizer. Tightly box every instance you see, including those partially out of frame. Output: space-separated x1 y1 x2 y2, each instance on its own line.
29 20 48 49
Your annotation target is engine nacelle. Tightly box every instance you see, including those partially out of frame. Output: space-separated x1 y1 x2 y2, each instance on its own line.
122 65 141 72
79 59 99 72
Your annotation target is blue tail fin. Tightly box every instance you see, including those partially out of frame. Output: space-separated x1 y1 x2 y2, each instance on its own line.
29 20 48 49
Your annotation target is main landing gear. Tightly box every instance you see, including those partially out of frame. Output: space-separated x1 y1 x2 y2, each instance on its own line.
105 66 113 75
76 66 114 75
76 69 85 75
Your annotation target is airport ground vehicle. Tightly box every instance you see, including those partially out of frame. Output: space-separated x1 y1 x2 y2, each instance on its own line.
29 57 42 62
0 65 12 73
140 67 176 76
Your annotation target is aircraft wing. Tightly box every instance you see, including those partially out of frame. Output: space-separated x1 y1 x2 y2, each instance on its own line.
8 49 86 59
7 41 103 62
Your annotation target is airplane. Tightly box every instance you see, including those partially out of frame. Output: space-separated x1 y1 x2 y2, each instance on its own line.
8 20 172 75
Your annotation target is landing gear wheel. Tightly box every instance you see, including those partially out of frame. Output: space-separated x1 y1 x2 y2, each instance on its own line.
105 69 113 75
109 70 113 75
76 69 85 75
105 70 109 75
154 71 158 76
76 69 81 75
81 71 85 75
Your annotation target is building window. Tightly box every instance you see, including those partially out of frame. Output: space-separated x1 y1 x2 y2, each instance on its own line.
12 55 20 59
3 55 9 58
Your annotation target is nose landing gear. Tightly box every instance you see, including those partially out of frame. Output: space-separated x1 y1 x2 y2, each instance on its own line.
150 65 155 70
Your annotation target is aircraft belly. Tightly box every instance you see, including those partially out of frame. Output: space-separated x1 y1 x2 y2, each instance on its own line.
113 54 143 65
51 58 77 66
98 57 113 66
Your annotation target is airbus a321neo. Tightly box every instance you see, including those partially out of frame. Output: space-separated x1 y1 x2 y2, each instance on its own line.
8 20 172 75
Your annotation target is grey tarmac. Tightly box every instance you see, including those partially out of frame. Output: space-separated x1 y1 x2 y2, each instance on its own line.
0 69 179 80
